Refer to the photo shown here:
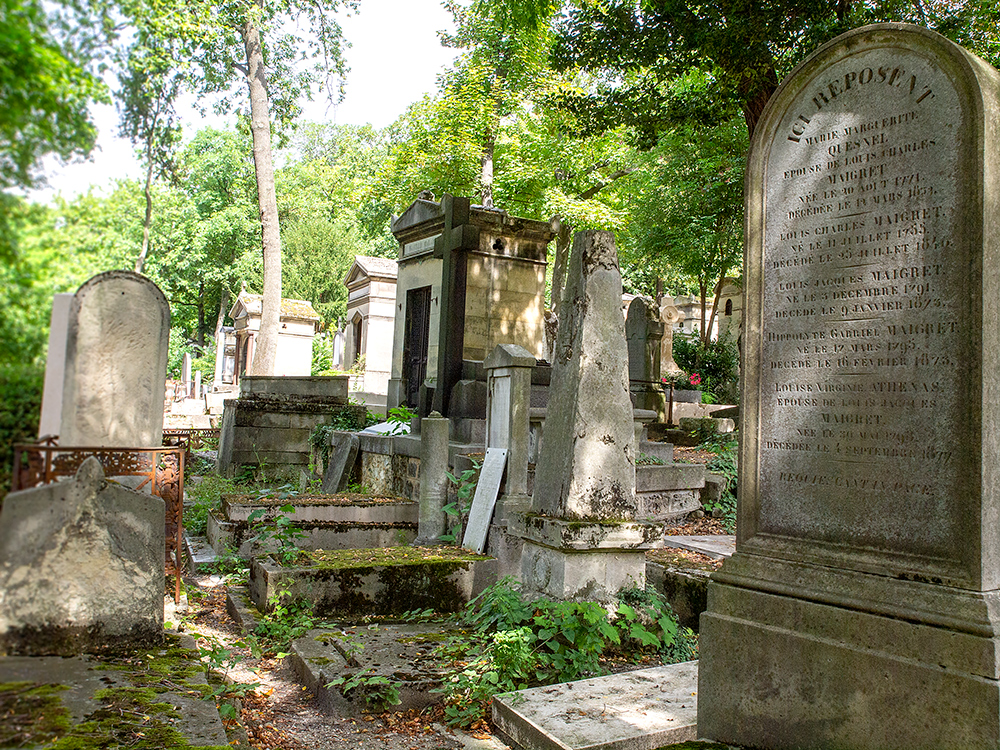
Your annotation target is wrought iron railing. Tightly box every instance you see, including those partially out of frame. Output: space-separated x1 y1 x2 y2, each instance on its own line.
162 428 220 462
11 444 185 604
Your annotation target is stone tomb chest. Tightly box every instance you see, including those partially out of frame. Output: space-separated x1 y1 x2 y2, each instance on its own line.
387 194 555 415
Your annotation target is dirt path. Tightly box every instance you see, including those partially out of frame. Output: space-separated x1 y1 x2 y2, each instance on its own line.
177 579 493 750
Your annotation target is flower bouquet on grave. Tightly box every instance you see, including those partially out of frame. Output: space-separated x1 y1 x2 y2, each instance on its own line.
662 371 703 404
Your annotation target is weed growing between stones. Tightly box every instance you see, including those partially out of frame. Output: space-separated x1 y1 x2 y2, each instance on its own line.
248 503 307 564
326 668 402 711
441 456 482 543
637 451 666 465
704 440 737 533
253 584 321 654
434 577 698 727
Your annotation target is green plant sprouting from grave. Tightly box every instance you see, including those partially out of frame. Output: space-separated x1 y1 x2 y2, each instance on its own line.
440 456 483 543
326 668 402 712
248 503 307 565
704 442 738 533
309 401 381 467
636 451 665 465
191 630 262 719
385 404 416 435
433 577 697 727
253 583 320 654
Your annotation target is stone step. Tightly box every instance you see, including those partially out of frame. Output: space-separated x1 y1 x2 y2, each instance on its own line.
184 534 218 573
289 623 457 715
221 493 418 523
249 546 496 618
207 510 417 559
492 661 699 750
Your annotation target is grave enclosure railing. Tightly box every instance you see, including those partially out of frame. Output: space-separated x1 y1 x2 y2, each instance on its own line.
11 444 185 604
162 428 220 462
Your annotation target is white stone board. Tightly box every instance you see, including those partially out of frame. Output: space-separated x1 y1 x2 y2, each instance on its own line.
462 448 507 554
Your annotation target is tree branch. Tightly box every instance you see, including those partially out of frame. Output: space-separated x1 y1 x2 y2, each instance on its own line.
576 168 635 200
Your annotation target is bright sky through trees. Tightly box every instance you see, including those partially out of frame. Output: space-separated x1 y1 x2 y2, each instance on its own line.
29 0 458 203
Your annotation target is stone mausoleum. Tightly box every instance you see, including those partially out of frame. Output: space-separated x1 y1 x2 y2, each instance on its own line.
387 193 555 416
344 255 398 410
228 292 320 384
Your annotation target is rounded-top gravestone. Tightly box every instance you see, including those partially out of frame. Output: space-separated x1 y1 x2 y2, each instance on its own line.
60 271 171 447
698 23 1000 750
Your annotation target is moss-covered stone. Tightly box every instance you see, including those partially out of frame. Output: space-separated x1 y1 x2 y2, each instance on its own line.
0 633 231 749
0 681 70 747
299 546 487 569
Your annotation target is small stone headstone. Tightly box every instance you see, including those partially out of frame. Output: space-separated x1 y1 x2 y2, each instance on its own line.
0 457 165 655
321 431 360 493
60 271 170 447
625 296 662 383
462 447 508 553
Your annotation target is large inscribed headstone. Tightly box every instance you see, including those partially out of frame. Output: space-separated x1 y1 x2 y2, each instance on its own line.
698 24 1000 750
60 271 170 447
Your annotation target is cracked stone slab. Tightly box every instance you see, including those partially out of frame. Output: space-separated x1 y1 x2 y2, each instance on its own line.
289 622 460 715
492 661 699 750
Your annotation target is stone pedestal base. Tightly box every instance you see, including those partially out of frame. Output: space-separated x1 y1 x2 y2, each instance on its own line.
520 542 646 602
698 576 1000 750
509 514 658 602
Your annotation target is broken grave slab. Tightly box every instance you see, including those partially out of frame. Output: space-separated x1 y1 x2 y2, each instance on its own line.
290 622 458 715
492 661 699 750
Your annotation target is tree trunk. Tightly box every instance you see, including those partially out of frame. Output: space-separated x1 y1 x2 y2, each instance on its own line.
698 280 709 347
480 127 494 209
549 216 572 312
197 280 206 347
215 286 230 340
134 156 154 274
705 272 726 346
241 8 281 377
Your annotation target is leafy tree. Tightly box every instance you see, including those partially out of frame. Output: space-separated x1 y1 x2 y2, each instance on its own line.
115 30 185 274
438 0 560 207
0 0 106 260
553 0 1000 141
624 116 747 345
122 0 357 375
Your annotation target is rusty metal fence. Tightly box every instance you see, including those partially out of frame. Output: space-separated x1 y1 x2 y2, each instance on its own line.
11 444 185 604
162 428 220 462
